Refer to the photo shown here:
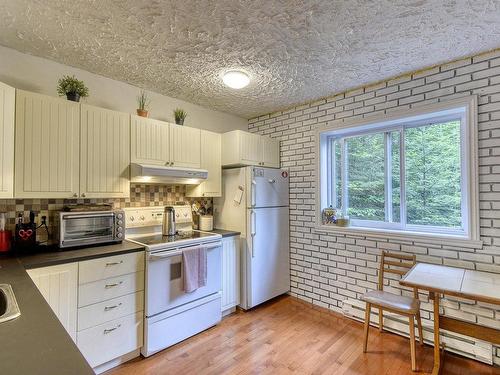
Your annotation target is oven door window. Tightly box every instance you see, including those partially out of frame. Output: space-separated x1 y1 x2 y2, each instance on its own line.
63 216 114 242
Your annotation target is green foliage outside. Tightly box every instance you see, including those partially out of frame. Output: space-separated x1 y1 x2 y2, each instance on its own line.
332 120 462 228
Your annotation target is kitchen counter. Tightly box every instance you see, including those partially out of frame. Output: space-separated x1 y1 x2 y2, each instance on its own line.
0 257 94 375
210 229 241 238
0 240 145 375
19 240 145 269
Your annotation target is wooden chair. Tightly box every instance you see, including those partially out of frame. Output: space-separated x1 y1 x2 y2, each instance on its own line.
361 251 424 371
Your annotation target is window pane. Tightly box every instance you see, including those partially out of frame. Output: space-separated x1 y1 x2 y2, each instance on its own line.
346 133 385 220
334 140 342 209
405 121 462 227
391 132 401 222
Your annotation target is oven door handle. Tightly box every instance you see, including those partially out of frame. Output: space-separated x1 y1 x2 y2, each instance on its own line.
149 242 222 260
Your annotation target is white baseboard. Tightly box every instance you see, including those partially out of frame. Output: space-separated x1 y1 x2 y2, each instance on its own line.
342 298 494 365
93 349 141 374
222 306 237 317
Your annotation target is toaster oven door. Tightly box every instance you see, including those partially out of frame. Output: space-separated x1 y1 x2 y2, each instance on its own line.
60 213 116 247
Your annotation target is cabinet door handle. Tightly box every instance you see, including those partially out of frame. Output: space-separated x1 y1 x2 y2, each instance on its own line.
105 281 123 289
104 303 122 311
104 324 121 334
105 260 123 266
81 193 86 198
73 193 78 198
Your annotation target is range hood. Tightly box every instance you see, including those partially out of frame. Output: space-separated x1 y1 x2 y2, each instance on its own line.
130 163 208 184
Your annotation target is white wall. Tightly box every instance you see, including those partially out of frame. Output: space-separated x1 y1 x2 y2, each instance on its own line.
249 49 500 365
0 45 247 133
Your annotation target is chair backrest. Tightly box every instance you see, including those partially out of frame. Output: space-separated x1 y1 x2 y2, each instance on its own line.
378 251 417 295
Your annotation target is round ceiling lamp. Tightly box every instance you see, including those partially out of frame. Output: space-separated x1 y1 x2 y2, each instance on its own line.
222 70 250 89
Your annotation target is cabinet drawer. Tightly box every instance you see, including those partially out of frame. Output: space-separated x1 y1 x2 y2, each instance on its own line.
78 291 144 331
79 271 144 307
79 252 144 284
77 311 143 368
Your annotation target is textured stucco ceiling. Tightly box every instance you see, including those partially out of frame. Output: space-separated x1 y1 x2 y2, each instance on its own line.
1 1 500 119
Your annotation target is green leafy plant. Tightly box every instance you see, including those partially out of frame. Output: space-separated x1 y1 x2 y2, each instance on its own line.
57 75 89 97
137 90 150 111
174 108 187 124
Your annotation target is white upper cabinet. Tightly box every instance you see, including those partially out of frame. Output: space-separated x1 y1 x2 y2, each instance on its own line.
131 115 170 166
170 124 201 168
186 130 221 197
239 131 262 166
15 90 80 198
221 130 280 168
261 136 280 168
0 82 15 198
80 104 130 198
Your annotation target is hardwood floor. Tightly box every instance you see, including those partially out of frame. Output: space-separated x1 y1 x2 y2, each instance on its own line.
109 296 499 375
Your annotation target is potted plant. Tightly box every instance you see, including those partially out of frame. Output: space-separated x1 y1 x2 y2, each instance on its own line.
174 108 187 125
137 90 150 117
57 75 89 102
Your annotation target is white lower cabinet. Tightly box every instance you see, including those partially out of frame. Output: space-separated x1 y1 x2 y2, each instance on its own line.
77 252 145 373
27 263 78 342
77 311 143 368
27 251 145 373
221 235 240 313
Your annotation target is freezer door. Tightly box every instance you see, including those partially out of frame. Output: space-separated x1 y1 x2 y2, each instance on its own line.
245 206 290 309
247 167 289 208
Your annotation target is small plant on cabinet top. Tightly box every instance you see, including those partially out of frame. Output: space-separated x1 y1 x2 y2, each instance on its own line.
174 108 187 125
57 75 89 102
137 90 151 117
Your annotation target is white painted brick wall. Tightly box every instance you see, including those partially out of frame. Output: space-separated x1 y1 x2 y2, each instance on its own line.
248 49 500 365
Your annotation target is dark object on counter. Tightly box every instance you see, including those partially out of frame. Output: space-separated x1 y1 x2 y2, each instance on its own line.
14 212 36 251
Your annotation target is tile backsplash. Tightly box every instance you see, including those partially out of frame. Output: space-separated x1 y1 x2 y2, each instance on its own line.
0 184 211 242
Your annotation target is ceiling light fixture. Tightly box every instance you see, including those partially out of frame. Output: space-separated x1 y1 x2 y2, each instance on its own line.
222 70 250 89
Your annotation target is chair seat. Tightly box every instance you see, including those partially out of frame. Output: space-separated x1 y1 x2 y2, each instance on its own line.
361 290 420 314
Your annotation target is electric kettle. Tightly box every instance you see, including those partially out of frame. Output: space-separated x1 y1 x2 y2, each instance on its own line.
162 206 176 236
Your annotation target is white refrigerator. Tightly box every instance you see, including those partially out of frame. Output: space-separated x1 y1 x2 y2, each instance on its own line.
214 166 290 310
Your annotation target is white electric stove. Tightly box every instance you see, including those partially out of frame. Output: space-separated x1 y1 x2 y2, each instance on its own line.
124 204 222 357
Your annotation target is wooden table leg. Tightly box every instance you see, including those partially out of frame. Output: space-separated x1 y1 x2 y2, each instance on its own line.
431 292 441 375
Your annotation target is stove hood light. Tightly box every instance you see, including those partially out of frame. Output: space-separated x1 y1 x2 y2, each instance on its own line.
222 70 250 89
130 163 208 185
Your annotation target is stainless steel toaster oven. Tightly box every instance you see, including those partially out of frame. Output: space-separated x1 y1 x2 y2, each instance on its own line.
57 210 124 248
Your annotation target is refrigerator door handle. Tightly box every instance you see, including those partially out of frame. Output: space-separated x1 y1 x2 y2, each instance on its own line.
251 180 257 207
250 210 256 258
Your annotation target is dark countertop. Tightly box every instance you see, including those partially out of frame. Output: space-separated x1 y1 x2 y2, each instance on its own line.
19 240 145 269
0 240 145 375
210 229 241 238
0 257 94 375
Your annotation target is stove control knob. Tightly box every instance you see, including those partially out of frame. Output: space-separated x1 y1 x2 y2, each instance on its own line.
140 215 145 221
129 216 135 221
175 213 180 218
117 227 123 232
117 233 123 238
117 220 123 225
117 213 123 219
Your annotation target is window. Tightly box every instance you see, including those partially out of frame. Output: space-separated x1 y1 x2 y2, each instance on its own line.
318 96 479 241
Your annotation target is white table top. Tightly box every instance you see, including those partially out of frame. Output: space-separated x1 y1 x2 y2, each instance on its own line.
400 263 500 305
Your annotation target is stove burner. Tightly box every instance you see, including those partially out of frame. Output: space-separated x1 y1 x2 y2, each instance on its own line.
132 231 217 246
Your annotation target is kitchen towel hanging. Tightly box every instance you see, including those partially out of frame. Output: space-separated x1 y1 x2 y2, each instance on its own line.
182 245 207 292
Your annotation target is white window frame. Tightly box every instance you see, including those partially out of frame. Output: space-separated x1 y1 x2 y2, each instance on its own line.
316 96 481 248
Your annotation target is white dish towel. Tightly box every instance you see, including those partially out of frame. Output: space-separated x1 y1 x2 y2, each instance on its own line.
182 246 207 293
